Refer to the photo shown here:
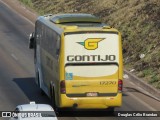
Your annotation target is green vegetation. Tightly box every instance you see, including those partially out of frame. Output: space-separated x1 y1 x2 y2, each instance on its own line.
19 0 160 89
18 0 33 8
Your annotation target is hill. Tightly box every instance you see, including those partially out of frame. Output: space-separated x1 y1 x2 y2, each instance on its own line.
19 0 160 89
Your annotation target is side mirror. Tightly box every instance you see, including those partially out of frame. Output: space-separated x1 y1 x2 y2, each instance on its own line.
29 32 35 49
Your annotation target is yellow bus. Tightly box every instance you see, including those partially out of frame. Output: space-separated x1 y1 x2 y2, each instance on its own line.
29 14 123 112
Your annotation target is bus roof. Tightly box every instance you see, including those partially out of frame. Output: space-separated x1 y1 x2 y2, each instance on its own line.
37 14 119 34
50 14 101 24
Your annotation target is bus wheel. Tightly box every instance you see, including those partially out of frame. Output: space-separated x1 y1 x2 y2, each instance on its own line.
108 107 115 115
50 87 57 111
40 88 45 96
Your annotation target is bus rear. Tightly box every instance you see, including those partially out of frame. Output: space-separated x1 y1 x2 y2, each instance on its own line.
60 31 123 109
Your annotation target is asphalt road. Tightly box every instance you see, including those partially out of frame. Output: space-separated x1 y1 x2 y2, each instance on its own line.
0 1 160 120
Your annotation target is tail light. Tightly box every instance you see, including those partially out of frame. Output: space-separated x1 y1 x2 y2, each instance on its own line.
118 79 123 92
60 80 66 94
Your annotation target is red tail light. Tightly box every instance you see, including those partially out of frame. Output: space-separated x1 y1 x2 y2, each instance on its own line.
60 80 66 94
118 79 123 92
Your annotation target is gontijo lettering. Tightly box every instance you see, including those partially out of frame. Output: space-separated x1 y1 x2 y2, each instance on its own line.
67 55 116 62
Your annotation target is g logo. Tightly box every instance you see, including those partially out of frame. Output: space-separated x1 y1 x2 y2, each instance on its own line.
78 38 104 50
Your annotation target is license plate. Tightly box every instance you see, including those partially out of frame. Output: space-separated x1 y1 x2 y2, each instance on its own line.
86 92 98 97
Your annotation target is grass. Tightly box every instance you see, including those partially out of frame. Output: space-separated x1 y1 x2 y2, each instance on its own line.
18 0 160 89
18 0 33 8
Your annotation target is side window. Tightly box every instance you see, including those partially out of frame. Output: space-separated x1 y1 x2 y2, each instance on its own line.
56 35 61 57
41 24 46 48
40 26 50 52
47 29 57 57
46 28 52 52
39 25 61 58
35 21 43 45
52 31 57 56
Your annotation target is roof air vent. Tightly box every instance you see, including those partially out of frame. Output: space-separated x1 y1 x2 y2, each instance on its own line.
50 14 101 24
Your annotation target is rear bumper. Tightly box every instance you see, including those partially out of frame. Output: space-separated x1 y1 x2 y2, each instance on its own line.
59 93 122 109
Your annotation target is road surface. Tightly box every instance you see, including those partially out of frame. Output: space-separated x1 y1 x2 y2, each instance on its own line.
0 0 159 120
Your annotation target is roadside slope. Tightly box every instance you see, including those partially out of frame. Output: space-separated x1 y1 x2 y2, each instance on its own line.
18 0 160 89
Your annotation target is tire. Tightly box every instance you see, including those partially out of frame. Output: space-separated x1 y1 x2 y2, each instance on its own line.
40 88 45 96
50 86 58 112
107 107 115 115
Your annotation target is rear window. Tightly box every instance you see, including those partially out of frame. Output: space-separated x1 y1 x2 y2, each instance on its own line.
64 32 119 77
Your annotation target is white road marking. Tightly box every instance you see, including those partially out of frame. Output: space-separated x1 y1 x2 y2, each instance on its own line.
75 117 81 120
128 92 157 111
11 54 18 61
0 0 34 26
